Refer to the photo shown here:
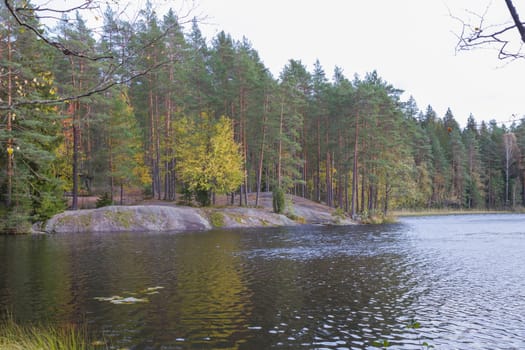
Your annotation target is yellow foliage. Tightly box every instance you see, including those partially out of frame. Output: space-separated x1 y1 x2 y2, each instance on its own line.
175 114 243 195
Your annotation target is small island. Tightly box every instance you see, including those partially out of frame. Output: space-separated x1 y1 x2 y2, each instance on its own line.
39 193 355 234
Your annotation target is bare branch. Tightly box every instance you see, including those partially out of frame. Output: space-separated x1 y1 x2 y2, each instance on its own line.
0 59 170 110
452 0 525 60
1 0 203 111
4 0 112 61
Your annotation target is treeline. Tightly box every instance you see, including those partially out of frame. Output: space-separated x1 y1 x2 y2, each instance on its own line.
1 2 524 232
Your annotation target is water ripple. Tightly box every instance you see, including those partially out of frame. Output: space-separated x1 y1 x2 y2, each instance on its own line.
0 216 524 348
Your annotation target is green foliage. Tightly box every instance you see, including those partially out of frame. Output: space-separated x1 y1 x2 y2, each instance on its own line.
96 192 113 208
108 90 150 187
33 189 66 222
0 206 32 234
195 188 211 207
0 9 66 233
272 186 286 214
3 1 525 234
177 185 194 206
332 208 346 219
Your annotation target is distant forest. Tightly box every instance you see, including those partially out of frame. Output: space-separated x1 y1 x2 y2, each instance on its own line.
1 1 524 232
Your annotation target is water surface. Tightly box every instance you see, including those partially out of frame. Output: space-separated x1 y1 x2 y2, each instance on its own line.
0 214 524 349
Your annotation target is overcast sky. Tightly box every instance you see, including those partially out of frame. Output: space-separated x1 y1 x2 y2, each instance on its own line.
184 0 523 127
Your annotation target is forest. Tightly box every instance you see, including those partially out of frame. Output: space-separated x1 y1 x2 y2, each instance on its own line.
1 1 525 233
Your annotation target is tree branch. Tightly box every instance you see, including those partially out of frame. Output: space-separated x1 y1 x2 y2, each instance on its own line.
4 0 112 61
452 0 525 60
1 0 202 110
504 0 525 42
0 60 169 110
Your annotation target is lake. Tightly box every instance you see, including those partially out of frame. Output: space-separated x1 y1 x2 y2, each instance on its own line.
0 214 524 349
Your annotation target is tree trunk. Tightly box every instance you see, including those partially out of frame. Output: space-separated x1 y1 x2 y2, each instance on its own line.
120 183 124 205
108 132 114 201
164 93 172 201
351 112 359 218
326 151 332 207
384 180 390 216
344 173 349 212
337 131 343 207
255 95 269 207
277 99 284 187
72 121 79 210
316 118 321 202
6 28 13 207
69 56 83 210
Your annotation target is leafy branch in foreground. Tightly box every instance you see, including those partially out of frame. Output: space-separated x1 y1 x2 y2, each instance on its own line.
1 0 199 111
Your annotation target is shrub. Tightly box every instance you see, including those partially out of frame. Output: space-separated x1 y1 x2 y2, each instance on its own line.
286 213 305 224
272 186 285 214
34 192 66 221
195 188 211 207
95 192 113 208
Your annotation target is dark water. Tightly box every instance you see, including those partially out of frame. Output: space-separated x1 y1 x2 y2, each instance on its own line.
1 214 524 349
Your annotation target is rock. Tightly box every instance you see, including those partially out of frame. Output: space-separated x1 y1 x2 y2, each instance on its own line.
43 205 212 233
219 207 298 228
41 193 355 234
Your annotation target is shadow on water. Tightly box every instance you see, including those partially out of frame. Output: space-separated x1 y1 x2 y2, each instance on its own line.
1 214 524 349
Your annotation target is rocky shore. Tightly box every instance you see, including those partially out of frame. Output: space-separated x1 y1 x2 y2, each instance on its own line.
39 193 354 234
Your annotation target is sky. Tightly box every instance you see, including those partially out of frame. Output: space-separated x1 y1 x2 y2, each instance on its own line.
185 0 524 127
37 0 525 127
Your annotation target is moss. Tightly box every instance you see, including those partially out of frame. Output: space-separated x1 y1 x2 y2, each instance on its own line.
54 213 93 232
209 211 225 227
103 209 134 229
360 213 397 224
142 211 159 226
286 213 305 224
332 208 346 219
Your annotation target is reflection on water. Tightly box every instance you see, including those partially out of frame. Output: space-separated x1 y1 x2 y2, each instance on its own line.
0 214 525 349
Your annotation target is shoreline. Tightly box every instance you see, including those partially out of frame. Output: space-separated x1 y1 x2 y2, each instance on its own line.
392 209 518 217
39 193 355 234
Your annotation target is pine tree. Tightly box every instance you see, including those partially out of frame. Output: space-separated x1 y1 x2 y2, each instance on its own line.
185 18 214 114
276 60 309 192
462 114 483 208
0 4 65 232
444 109 467 207
479 121 505 208
52 12 101 209
308 60 331 203
106 89 150 205
327 66 354 210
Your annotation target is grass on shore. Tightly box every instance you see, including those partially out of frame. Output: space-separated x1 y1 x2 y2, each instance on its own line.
392 208 518 217
0 317 108 350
